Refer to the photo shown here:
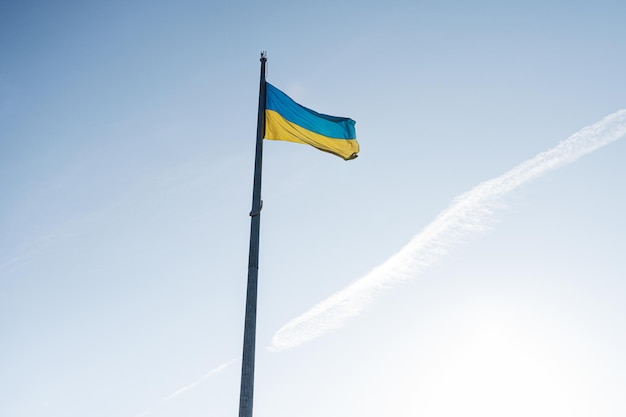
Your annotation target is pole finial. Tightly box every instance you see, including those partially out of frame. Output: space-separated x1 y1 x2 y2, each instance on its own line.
260 51 267 61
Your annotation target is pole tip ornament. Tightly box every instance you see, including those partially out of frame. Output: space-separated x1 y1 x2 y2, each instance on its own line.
260 51 267 61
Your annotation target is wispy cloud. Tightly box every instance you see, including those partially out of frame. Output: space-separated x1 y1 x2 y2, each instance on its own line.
134 358 237 417
0 254 27 271
270 109 626 351
162 360 235 401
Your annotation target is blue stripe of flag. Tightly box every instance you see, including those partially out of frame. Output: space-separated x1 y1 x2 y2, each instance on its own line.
265 83 356 140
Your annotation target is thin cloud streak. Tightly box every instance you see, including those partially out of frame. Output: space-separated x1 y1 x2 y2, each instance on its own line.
271 109 626 351
134 359 237 417
162 360 235 401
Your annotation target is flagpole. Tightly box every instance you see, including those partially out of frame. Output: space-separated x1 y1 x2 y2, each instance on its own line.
238 51 267 417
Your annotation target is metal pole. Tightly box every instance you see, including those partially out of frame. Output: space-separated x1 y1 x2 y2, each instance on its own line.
238 51 267 417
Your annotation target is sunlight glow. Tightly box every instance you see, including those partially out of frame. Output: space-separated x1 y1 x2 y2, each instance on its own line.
402 305 597 417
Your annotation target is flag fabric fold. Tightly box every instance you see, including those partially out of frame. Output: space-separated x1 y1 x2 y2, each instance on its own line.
264 82 359 160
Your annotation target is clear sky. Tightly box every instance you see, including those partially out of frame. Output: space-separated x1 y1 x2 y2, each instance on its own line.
2 1 626 417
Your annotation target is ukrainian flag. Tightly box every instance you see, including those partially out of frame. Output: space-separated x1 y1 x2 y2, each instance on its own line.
264 83 359 160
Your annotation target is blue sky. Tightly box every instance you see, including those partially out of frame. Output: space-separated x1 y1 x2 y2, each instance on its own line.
2 1 626 416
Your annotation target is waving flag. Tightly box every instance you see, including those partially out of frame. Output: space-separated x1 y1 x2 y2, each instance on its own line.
264 82 359 160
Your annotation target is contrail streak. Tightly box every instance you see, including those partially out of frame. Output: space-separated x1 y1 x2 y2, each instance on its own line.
162 360 235 401
270 109 626 351
134 359 236 417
